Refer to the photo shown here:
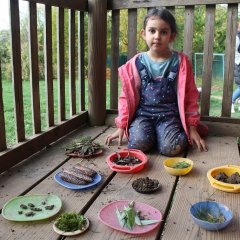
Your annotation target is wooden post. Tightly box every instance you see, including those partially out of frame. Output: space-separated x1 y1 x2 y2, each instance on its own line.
88 0 107 125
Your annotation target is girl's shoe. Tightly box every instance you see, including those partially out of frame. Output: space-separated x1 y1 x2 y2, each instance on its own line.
231 104 235 113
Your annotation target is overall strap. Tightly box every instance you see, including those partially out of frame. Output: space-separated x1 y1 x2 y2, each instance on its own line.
167 63 179 81
135 56 152 85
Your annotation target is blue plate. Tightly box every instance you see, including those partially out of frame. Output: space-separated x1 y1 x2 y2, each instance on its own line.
54 172 102 190
190 201 233 231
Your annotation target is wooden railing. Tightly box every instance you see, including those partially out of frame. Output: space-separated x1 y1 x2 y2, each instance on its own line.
0 0 240 173
0 0 89 173
107 0 240 125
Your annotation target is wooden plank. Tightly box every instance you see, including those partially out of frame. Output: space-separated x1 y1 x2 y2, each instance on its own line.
22 0 88 11
10 0 25 142
127 9 137 60
68 149 178 239
201 115 240 125
29 2 41 133
0 113 88 174
78 11 85 111
203 121 240 137
57 7 65 121
221 4 238 117
88 0 107 125
201 5 215 116
110 10 120 110
162 136 240 240
0 125 107 209
44 5 54 127
107 0 240 10
0 127 116 239
69 9 76 116
166 7 175 50
0 63 7 151
183 6 194 61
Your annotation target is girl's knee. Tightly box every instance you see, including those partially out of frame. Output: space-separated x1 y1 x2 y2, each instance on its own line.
128 139 154 152
160 144 184 157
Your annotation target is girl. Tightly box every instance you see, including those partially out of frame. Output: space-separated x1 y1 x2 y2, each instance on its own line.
106 8 208 156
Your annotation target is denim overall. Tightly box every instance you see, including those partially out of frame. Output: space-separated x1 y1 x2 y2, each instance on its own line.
128 55 188 156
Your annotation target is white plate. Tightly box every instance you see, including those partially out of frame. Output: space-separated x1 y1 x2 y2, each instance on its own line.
53 217 90 236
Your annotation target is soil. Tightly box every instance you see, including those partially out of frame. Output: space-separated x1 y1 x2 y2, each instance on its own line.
214 172 240 184
132 177 160 194
113 155 142 166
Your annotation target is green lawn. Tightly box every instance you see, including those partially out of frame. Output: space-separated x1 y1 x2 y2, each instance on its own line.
2 78 113 145
1 77 239 145
196 77 240 118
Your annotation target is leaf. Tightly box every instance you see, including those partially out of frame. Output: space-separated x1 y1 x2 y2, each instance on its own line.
116 208 125 227
140 219 161 225
134 215 142 226
125 207 135 229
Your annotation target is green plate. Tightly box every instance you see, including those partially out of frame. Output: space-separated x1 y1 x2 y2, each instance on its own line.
2 194 62 221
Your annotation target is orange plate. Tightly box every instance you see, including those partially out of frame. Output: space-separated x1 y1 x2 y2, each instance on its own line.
106 149 148 173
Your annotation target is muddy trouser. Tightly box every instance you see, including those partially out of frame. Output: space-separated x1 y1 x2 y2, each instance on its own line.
127 115 188 157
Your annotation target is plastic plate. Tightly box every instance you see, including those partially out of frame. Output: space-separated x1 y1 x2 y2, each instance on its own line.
106 149 148 173
2 194 62 221
54 172 102 190
207 165 240 193
53 217 90 236
98 200 162 235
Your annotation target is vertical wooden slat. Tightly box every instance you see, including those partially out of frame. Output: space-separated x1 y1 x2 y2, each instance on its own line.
9 0 25 142
201 5 215 116
166 6 175 50
69 9 76 116
57 7 65 121
183 5 194 61
0 63 7 150
29 2 41 133
88 0 107 125
44 5 54 127
110 10 120 110
127 9 137 59
78 11 85 111
222 4 238 117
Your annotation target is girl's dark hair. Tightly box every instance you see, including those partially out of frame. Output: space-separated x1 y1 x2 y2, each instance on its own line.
143 8 177 33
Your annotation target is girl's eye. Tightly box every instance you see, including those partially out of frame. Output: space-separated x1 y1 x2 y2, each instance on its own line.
149 29 156 34
160 30 168 35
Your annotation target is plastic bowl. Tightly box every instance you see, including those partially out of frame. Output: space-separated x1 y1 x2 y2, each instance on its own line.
106 149 148 173
207 165 240 193
190 201 233 231
163 157 193 176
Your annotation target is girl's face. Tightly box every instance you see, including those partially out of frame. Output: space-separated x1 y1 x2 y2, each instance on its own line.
141 16 176 57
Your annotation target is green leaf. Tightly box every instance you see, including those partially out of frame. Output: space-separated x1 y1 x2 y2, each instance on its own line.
116 209 125 227
135 215 142 226
140 219 161 225
125 207 135 229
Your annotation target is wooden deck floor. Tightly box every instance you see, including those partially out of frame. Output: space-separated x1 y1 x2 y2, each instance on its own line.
0 124 240 240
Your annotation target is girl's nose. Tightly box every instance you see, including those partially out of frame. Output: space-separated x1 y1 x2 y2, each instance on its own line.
154 31 160 39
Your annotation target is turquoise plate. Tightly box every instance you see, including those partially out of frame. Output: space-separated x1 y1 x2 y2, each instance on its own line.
2 194 62 221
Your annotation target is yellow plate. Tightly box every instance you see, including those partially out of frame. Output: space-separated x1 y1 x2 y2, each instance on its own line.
207 165 240 193
163 157 193 176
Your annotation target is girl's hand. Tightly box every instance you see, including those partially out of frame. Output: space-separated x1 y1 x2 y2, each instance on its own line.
105 128 125 146
189 126 208 152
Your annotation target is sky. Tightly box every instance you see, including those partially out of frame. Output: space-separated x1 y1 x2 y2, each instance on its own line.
0 0 27 30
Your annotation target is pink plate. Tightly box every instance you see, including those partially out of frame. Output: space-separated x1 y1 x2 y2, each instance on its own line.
98 200 162 235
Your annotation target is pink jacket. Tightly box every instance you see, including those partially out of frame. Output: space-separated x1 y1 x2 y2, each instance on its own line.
115 52 208 141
